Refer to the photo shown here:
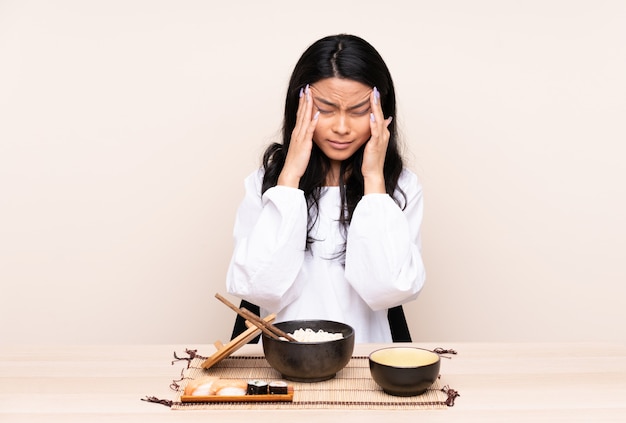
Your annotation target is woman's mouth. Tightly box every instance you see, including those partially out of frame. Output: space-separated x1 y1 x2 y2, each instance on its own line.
327 139 352 150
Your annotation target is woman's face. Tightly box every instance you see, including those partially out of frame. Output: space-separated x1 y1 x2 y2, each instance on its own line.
309 77 373 167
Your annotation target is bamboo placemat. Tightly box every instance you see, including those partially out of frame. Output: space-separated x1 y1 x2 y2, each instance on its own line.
168 354 456 410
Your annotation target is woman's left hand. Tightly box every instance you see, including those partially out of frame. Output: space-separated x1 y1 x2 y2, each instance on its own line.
362 87 393 194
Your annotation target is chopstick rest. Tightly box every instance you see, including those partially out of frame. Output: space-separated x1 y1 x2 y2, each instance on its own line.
201 313 276 369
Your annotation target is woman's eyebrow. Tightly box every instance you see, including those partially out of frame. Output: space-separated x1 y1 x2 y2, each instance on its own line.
314 97 371 110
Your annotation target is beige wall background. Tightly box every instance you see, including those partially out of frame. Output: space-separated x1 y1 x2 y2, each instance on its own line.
1 0 624 345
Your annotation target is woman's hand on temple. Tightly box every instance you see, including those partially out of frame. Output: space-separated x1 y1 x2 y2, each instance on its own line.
362 87 392 194
277 84 319 188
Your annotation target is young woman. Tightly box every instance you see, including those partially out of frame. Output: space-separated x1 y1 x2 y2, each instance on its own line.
226 34 425 343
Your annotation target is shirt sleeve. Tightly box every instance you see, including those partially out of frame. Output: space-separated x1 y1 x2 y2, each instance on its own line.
344 169 426 311
226 170 308 312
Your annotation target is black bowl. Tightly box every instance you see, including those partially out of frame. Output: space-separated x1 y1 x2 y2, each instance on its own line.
369 347 440 396
261 320 355 382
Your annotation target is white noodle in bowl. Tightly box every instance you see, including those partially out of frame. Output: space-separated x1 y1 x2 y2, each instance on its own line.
285 328 344 342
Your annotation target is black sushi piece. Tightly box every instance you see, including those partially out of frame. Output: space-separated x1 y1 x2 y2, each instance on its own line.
269 380 289 395
246 379 268 395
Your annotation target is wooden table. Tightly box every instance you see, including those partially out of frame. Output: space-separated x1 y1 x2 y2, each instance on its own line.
1 342 625 422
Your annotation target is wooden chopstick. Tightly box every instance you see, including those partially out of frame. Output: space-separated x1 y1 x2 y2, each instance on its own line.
240 307 297 342
215 293 280 340
215 293 297 342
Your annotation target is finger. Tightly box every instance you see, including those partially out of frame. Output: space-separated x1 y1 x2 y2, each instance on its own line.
293 84 314 140
306 110 320 137
370 88 394 142
368 116 391 155
292 86 308 137
368 90 382 140
371 86 385 124
369 111 379 143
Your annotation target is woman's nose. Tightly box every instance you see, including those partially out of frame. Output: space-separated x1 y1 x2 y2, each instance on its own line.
332 114 350 135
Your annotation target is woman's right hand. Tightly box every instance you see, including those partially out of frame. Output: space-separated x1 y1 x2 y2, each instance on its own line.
277 84 319 188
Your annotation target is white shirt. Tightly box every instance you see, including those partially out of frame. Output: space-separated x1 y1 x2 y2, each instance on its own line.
226 168 425 343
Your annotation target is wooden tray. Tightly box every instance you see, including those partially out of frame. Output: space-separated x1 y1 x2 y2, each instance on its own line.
181 386 294 403
201 314 276 369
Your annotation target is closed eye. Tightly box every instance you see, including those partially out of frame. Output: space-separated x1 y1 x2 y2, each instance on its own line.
351 108 371 116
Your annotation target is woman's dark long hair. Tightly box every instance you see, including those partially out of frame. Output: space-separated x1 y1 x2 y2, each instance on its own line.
262 34 406 252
